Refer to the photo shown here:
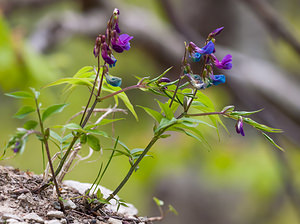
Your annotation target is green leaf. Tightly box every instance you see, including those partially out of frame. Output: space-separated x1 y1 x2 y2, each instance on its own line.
155 117 178 133
243 118 282 133
62 123 85 132
153 197 164 207
50 130 63 143
179 117 215 129
137 105 163 122
85 129 108 137
43 77 94 88
23 120 38 130
73 66 96 78
156 100 174 120
42 103 68 121
230 109 263 116
262 133 285 151
5 91 34 99
87 135 101 151
80 134 87 144
168 204 178 215
14 106 35 119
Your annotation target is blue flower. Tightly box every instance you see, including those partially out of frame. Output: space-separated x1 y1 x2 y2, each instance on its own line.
197 41 215 55
105 74 122 87
210 74 226 86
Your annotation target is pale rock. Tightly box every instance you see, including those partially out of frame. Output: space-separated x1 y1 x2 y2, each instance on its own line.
107 218 122 224
63 199 76 209
45 219 62 224
23 213 44 223
2 214 22 221
63 180 138 216
46 211 64 219
6 218 19 223
60 219 67 224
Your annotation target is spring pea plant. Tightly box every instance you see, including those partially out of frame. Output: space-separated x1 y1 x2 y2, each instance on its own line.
2 8 283 211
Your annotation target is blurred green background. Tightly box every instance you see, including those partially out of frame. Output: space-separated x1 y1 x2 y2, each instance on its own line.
1 0 300 223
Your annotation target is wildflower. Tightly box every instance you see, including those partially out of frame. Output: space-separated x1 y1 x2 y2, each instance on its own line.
158 77 171 83
93 36 102 58
211 54 232 70
12 141 21 153
189 41 215 62
101 42 117 66
210 74 226 86
235 117 245 136
111 32 134 53
208 27 224 38
105 74 122 87
197 41 215 55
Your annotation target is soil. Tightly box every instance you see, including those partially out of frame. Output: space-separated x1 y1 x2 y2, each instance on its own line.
0 166 148 224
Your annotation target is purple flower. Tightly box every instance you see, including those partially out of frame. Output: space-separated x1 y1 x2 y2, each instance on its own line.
209 27 224 37
115 22 121 33
101 43 117 66
212 54 232 70
158 77 171 83
210 74 226 86
190 41 215 62
13 141 21 153
112 33 133 53
197 41 215 55
235 117 245 136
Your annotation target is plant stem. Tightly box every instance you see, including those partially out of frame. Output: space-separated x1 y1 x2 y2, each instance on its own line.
35 98 66 214
105 129 165 203
80 56 101 126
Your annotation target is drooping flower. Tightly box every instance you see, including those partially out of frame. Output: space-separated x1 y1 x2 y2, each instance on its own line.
158 77 171 83
105 74 122 87
210 74 226 86
101 42 117 67
211 54 232 70
12 141 21 153
93 36 102 58
111 33 134 53
186 73 207 89
235 117 245 136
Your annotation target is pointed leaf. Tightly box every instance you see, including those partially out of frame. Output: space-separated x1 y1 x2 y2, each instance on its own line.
23 120 38 130
87 135 101 151
230 109 263 116
262 133 285 151
42 104 68 121
156 100 174 120
5 91 34 99
137 105 163 122
153 197 164 207
43 78 94 88
14 106 35 119
243 118 282 133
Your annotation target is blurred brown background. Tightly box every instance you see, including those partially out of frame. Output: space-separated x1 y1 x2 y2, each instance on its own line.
0 0 300 223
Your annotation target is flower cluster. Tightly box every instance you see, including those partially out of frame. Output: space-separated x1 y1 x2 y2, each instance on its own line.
93 8 133 68
185 27 232 90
